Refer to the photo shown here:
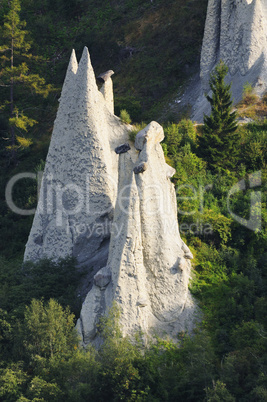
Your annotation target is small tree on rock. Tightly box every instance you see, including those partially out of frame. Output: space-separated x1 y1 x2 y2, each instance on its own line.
198 61 239 172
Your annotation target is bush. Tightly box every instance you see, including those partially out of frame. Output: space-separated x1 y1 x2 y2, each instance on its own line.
119 109 132 124
164 120 198 157
23 299 78 360
242 82 259 106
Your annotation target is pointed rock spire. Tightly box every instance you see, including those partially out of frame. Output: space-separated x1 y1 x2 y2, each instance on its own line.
75 47 99 105
59 49 78 106
24 47 129 275
24 49 80 262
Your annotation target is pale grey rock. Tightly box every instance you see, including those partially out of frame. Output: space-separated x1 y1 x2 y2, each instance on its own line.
78 152 152 343
135 121 164 151
178 257 188 271
191 0 267 122
76 286 103 343
106 152 152 339
165 164 176 178
200 0 223 91
78 123 198 345
134 123 197 335
182 241 194 259
202 0 267 89
24 47 129 272
94 266 112 288
98 72 114 114
24 50 79 262
97 70 114 83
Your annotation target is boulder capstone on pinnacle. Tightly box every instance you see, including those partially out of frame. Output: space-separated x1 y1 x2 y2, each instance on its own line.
191 0 267 121
97 70 115 114
24 47 198 344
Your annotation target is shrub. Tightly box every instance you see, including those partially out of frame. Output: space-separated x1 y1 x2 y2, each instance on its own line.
119 109 132 124
242 82 259 106
24 298 78 360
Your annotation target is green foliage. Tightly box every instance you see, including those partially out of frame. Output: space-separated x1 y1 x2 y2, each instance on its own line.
243 82 254 97
0 256 81 318
173 142 207 183
96 304 146 401
241 82 258 106
164 122 183 155
26 376 63 401
23 299 78 360
205 380 235 401
220 348 267 400
0 309 13 361
239 121 267 170
175 119 197 148
115 96 142 123
181 209 232 245
0 363 28 401
161 142 168 156
163 120 206 195
0 0 53 160
134 330 216 401
191 238 267 361
45 346 99 401
119 109 131 124
164 119 197 156
198 61 239 172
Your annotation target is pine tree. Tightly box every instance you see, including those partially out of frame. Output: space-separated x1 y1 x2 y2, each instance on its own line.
198 61 239 172
0 0 52 162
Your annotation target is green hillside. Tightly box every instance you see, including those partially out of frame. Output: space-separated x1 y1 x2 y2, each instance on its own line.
18 0 208 121
0 1 266 401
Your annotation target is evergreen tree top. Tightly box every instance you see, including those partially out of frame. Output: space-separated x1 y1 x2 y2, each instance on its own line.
199 60 239 172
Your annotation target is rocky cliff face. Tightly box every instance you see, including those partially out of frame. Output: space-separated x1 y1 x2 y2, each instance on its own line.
24 48 197 344
191 0 267 121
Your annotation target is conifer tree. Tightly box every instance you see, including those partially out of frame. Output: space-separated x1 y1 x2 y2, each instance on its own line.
0 0 52 161
198 61 239 172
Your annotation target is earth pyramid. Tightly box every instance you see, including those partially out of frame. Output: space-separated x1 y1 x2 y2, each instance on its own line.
24 47 197 345
192 0 267 121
